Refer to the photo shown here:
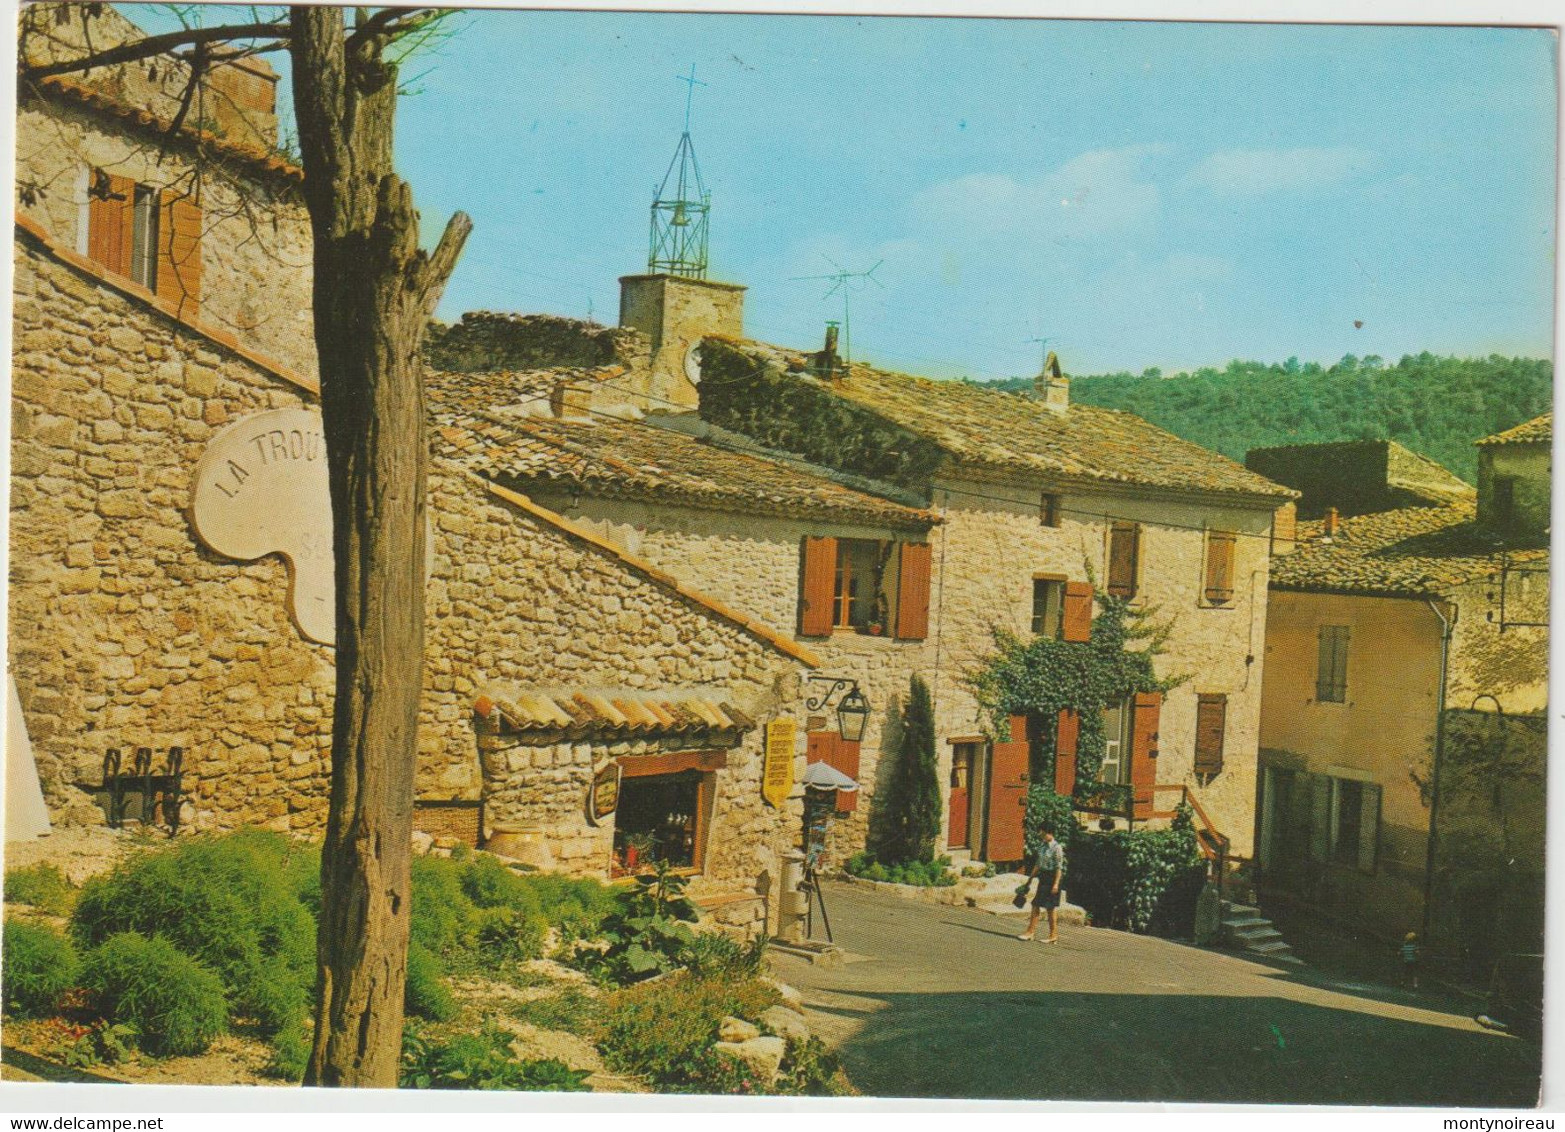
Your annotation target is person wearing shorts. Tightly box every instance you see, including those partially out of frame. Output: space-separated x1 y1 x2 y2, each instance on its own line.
1018 824 1065 943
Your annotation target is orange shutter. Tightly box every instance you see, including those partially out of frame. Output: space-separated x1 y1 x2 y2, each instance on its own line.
1130 691 1161 820
157 192 202 313
807 730 858 812
1061 581 1094 642
985 715 1030 862
1108 522 1140 598
799 536 837 636
1194 693 1227 776
1204 531 1236 604
88 171 135 278
894 541 932 640
1054 708 1079 795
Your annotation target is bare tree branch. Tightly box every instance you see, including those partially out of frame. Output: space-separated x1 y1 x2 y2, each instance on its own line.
22 20 289 80
418 210 472 319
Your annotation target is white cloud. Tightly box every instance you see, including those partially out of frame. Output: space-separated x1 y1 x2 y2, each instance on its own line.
907 145 1166 243
1182 147 1375 196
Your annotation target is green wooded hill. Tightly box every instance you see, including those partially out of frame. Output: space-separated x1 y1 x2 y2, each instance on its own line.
979 353 1552 483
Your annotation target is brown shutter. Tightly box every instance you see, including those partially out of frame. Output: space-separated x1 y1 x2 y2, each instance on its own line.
894 541 932 640
1129 691 1161 819
807 730 858 812
1061 581 1094 642
1108 522 1140 598
157 192 202 313
799 536 837 636
88 171 135 277
1054 708 1079 795
1204 531 1236 604
985 716 1030 862
1194 693 1227 776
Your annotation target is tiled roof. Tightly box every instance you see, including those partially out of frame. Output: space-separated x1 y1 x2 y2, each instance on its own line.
434 408 938 529
485 690 753 741
1269 502 1546 598
425 365 627 416
723 341 1294 501
1477 413 1552 446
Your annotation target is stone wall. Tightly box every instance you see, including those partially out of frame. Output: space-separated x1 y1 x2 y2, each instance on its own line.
16 96 316 378
619 275 745 412
1477 441 1550 546
425 312 644 377
10 231 334 832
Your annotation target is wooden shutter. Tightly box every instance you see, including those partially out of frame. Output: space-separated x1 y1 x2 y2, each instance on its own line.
1108 522 1140 598
894 541 932 640
1357 783 1382 873
1194 693 1227 776
984 715 1030 862
157 192 202 313
799 536 837 636
807 730 859 813
1308 775 1332 862
87 170 135 278
1204 531 1236 604
1061 581 1094 642
1053 708 1079 795
1129 691 1161 819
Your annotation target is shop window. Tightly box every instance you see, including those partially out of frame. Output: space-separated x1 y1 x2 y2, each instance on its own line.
612 767 711 876
1316 625 1349 703
1031 577 1065 637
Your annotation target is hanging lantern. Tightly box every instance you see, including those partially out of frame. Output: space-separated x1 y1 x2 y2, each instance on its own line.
836 686 870 743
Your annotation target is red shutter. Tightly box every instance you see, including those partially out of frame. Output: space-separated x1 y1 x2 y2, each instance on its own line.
799 536 837 636
985 715 1030 862
807 730 858 812
1054 708 1079 795
1130 691 1161 820
1061 581 1094 642
894 541 932 640
1108 522 1140 598
1194 693 1227 776
157 192 202 313
88 171 135 278
1204 531 1236 604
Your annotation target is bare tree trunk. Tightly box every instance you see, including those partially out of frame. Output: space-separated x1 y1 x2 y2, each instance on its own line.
289 7 468 1088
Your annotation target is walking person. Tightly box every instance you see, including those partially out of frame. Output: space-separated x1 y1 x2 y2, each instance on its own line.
1017 823 1065 943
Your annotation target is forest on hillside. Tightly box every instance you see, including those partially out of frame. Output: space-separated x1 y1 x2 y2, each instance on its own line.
981 353 1553 482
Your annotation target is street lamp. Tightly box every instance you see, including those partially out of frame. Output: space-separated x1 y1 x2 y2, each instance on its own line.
805 675 872 743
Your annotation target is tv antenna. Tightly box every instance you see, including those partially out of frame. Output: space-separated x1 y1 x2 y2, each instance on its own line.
791 256 884 367
1026 335 1056 375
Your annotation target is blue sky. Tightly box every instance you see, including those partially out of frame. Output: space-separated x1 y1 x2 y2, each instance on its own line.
130 7 1558 380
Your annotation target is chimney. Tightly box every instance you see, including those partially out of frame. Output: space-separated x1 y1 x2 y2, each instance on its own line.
1271 502 1297 556
1323 506 1340 539
1035 351 1069 412
550 379 592 421
812 322 842 380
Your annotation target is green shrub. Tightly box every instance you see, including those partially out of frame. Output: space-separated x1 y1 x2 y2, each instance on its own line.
4 863 78 916
574 862 698 985
409 855 480 959
845 853 953 886
71 832 315 1039
1065 808 1206 935
1024 787 1080 858
80 933 228 1056
2 919 79 1017
875 675 943 864
264 1018 311 1081
400 1020 589 1091
678 931 767 979
596 970 779 1088
405 942 458 1022
507 987 601 1035
777 1035 852 1096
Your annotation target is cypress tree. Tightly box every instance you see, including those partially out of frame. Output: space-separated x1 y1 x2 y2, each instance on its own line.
885 675 942 863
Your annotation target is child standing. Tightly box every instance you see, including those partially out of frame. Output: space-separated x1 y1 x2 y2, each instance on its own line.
1401 931 1422 990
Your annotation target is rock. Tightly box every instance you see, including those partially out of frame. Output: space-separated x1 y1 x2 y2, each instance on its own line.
432 835 461 850
718 1015 761 1043
411 830 434 857
759 1005 810 1044
765 977 805 1010
714 1035 785 1083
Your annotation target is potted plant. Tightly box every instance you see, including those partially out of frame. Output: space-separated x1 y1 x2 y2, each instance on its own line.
622 831 657 870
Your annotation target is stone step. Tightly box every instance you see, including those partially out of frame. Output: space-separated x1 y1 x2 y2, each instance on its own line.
1222 913 1270 929
945 848 974 866
1231 926 1284 944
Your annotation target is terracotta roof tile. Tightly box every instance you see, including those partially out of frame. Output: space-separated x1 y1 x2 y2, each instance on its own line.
1269 501 1546 598
433 406 938 529
490 689 754 741
1477 413 1552 446
725 340 1295 500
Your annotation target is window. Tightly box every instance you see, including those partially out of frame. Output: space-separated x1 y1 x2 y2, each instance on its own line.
613 770 708 875
1316 625 1349 702
1319 774 1381 873
1040 492 1061 528
1031 577 1065 637
798 537 930 639
84 166 202 313
1203 529 1236 606
1492 476 1518 530
1107 521 1140 598
1194 693 1227 778
1099 698 1133 786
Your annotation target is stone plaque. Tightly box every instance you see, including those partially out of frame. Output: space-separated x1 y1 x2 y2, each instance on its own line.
589 760 622 825
763 718 796 809
190 408 334 644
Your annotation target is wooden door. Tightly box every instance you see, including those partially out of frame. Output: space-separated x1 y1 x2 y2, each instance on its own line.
947 744 974 848
984 715 1030 862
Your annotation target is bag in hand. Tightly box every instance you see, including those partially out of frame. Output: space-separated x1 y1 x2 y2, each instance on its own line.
1012 880 1032 909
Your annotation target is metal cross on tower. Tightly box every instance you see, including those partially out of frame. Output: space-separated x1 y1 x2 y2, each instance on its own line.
648 64 711 279
791 256 884 367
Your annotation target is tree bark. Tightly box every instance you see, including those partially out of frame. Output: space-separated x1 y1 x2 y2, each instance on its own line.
289 7 468 1088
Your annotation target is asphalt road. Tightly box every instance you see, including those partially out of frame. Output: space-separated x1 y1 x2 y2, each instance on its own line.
769 882 1542 1106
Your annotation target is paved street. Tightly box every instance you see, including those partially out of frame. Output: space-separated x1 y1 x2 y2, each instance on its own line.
770 882 1542 1106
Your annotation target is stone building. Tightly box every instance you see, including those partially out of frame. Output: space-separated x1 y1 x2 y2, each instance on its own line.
1254 427 1548 987
1475 412 1551 546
